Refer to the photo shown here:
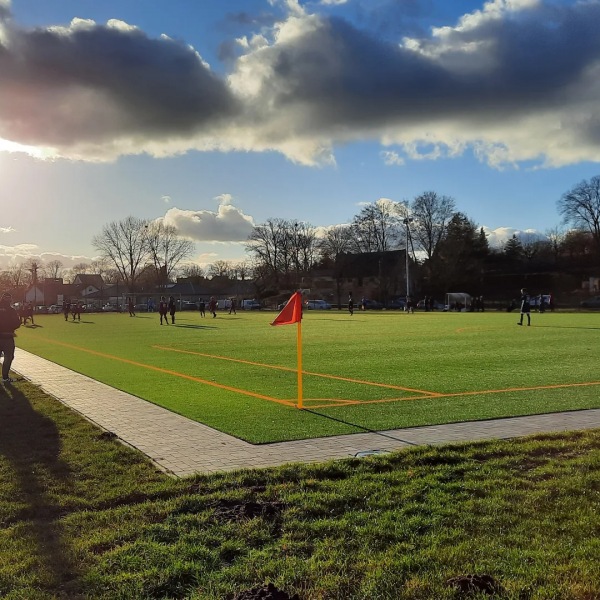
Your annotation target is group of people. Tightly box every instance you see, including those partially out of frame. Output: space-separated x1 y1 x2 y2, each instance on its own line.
158 296 177 325
19 302 35 325
62 300 83 321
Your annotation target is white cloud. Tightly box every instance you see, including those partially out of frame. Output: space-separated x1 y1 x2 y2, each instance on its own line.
482 226 546 247
161 199 255 243
380 150 405 166
0 226 16 233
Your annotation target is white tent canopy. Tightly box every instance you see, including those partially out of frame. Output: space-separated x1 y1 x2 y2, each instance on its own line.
445 293 472 311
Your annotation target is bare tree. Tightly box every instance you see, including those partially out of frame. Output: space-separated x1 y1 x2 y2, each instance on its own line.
92 216 149 292
91 258 112 277
72 262 91 275
5 264 27 287
144 221 195 287
317 225 353 264
410 191 456 261
348 200 403 253
179 264 205 279
45 260 64 279
207 260 234 279
246 218 288 284
234 261 252 281
246 218 319 288
544 226 566 265
558 176 600 258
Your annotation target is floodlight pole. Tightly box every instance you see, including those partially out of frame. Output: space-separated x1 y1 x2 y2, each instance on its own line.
403 218 413 300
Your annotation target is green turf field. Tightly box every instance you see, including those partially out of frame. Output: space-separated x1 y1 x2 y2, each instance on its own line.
14 308 600 443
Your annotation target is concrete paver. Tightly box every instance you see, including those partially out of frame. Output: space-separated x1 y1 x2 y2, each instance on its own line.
12 348 600 477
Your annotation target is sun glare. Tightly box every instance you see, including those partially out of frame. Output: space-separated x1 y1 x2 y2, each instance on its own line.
0 137 48 158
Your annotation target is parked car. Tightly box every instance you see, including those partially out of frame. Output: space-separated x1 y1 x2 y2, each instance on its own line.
305 299 331 310
48 304 62 314
180 301 198 310
133 303 149 312
580 296 600 308
102 304 116 312
361 299 382 310
241 300 261 310
386 298 406 309
416 299 445 311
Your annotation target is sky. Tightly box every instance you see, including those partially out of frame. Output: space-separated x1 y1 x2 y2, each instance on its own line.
1 0 600 272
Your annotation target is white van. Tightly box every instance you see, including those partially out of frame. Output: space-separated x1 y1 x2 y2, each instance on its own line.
241 299 261 310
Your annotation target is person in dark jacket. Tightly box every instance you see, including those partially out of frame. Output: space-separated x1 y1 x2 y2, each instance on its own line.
0 292 21 384
517 288 531 326
168 296 177 324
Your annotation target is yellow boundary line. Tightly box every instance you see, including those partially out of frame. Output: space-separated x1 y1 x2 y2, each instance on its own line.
153 345 436 396
31 337 600 409
34 338 296 407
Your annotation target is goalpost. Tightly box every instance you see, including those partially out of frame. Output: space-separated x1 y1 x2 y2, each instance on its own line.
445 292 472 312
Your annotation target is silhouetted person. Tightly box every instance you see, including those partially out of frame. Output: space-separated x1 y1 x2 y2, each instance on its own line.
63 300 71 322
208 296 217 318
0 292 21 383
517 288 531 326
168 296 176 324
158 296 169 325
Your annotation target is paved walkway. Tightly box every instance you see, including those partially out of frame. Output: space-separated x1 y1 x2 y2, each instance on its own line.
12 348 600 477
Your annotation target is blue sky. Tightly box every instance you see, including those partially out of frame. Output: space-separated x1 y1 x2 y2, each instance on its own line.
1 0 599 271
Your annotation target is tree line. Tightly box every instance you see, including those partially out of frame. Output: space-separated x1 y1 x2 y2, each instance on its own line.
2 176 600 301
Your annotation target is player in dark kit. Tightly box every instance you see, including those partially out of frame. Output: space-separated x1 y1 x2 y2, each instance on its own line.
517 288 531 326
158 296 169 325
0 292 21 383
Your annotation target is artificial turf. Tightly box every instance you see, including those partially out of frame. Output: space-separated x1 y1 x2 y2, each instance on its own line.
15 308 600 443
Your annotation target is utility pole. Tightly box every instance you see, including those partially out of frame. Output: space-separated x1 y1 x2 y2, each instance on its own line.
403 218 413 300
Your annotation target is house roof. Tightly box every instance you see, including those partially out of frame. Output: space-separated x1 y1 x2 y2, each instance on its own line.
73 274 106 289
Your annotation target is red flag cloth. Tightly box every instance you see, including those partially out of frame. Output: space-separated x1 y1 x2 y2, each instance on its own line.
271 292 303 326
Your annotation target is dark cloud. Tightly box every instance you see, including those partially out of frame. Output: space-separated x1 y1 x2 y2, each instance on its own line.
0 16 238 152
0 1 599 167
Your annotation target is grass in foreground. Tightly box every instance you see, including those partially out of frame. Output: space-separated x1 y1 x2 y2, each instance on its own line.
15 310 600 443
1 378 599 599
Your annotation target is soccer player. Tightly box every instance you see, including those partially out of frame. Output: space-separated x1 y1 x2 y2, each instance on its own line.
517 288 531 326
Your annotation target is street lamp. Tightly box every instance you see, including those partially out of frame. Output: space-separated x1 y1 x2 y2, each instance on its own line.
403 218 413 300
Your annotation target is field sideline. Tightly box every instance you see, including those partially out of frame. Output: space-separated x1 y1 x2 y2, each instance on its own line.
14 309 600 444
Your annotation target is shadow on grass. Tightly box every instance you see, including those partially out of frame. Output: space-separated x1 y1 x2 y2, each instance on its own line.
0 383 78 589
304 409 419 446
533 325 600 330
173 323 218 330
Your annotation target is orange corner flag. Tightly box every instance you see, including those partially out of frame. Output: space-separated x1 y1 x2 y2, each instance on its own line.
271 291 303 326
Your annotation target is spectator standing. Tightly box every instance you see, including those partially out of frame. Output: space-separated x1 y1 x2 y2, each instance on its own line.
158 296 169 325
128 297 136 317
0 292 21 384
517 288 531 326
199 299 206 318
168 296 177 324
348 292 354 316
72 301 82 321
63 300 71 322
208 296 217 318
229 298 237 315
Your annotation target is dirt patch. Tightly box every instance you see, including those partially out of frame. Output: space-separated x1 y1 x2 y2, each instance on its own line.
233 582 300 600
446 574 503 596
213 500 285 523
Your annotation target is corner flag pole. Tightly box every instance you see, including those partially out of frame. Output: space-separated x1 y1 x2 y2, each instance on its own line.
297 319 303 409
270 291 304 409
